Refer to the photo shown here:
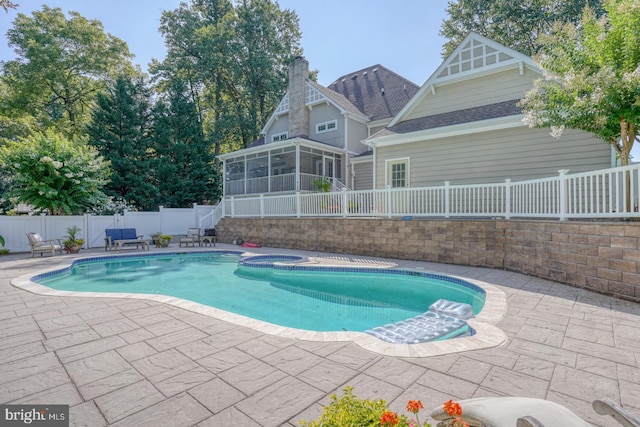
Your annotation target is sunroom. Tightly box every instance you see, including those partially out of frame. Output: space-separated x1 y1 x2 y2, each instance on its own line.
219 138 346 197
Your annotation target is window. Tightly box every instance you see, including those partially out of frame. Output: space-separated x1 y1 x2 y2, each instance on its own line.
386 159 409 188
316 120 337 134
272 132 288 142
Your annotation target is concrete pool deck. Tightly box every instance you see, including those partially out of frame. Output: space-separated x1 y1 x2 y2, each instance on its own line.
1 244 639 426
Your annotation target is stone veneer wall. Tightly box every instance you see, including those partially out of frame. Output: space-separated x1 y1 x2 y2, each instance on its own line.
217 218 640 302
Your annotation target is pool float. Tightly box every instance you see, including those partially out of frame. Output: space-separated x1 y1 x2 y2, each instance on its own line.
241 242 262 248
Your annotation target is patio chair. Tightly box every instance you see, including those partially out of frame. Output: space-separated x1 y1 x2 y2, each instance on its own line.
26 232 63 257
200 228 216 247
179 228 201 247
430 397 640 427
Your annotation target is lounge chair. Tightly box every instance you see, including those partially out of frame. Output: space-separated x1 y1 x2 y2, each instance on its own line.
430 397 640 427
179 228 201 247
26 232 62 257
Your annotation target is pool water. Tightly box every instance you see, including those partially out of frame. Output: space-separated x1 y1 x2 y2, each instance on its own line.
35 252 485 333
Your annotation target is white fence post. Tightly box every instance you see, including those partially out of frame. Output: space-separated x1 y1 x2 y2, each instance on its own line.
386 185 392 218
158 206 164 231
341 189 347 218
230 198 235 218
558 169 569 221
193 203 198 228
296 192 301 218
444 181 451 218
505 179 511 220
83 214 89 249
259 194 264 218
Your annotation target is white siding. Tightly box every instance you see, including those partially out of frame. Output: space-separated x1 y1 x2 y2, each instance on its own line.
375 127 612 188
406 68 537 121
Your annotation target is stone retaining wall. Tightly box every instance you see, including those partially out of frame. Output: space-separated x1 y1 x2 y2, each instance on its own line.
217 218 640 302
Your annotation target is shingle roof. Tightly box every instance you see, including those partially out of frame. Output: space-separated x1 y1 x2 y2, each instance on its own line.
328 65 419 122
379 99 522 137
307 80 368 120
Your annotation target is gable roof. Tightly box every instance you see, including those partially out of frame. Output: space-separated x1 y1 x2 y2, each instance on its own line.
375 99 522 138
328 64 419 122
389 32 538 127
260 64 418 135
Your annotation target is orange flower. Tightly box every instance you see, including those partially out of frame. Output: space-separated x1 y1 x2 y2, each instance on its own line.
443 400 463 417
380 410 400 426
406 399 424 414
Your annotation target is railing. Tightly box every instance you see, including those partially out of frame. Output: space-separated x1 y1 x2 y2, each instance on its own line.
225 173 347 196
222 165 640 220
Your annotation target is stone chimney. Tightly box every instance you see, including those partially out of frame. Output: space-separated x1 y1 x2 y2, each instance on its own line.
288 56 309 138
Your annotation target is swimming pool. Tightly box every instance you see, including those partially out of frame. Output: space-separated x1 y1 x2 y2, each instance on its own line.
32 251 485 335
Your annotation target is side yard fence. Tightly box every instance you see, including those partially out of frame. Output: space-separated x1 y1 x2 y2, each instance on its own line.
223 165 640 221
0 204 216 253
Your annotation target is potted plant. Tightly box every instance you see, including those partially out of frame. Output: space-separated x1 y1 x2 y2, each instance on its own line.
155 234 172 248
62 226 84 254
0 235 9 255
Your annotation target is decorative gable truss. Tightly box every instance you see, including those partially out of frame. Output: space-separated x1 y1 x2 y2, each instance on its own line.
263 83 330 131
262 81 368 136
389 32 538 127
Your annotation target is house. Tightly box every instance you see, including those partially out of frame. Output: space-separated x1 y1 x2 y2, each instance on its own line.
218 56 419 196
219 33 614 198
364 32 614 189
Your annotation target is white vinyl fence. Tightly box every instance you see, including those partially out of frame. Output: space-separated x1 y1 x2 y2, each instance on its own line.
222 165 640 221
3 165 639 253
0 204 216 253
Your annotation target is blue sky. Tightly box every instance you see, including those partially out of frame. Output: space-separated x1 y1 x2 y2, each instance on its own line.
0 1 450 86
1 1 637 160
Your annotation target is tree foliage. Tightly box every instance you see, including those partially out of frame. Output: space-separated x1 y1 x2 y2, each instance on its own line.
154 0 302 153
152 78 218 207
0 131 111 215
519 0 640 166
1 6 134 138
86 75 158 211
440 0 605 57
0 0 18 12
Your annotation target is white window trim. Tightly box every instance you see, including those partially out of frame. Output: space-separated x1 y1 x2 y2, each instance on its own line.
271 132 288 142
316 120 337 134
385 157 410 188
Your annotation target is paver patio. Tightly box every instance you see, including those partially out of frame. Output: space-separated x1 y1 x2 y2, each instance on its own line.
1 244 639 427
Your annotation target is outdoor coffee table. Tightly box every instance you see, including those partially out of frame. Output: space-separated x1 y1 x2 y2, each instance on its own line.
115 239 150 252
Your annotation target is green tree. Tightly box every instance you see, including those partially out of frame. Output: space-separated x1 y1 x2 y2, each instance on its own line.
520 0 640 166
1 6 134 138
0 131 111 215
86 75 158 211
440 0 605 57
229 0 302 147
152 78 218 207
154 0 302 155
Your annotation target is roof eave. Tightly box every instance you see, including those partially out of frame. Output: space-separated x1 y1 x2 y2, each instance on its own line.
218 137 346 161
366 115 525 148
